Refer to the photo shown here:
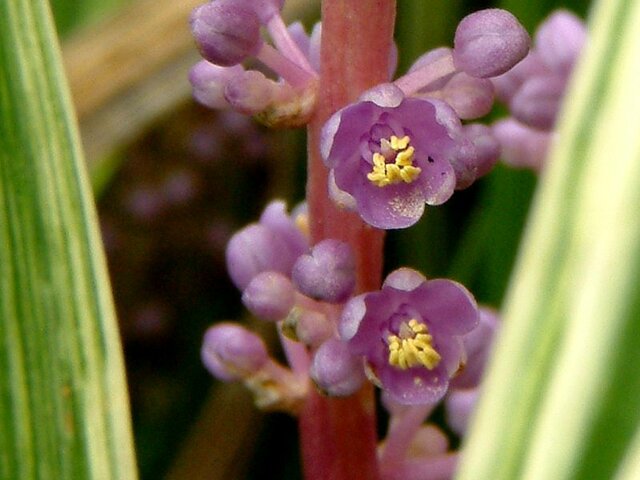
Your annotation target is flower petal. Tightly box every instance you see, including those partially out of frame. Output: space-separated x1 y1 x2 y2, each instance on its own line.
411 279 479 336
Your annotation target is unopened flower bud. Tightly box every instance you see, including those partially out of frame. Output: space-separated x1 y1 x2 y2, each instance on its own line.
242 271 295 321
226 224 295 291
452 308 499 389
202 323 269 381
224 70 278 114
406 47 455 92
292 239 355 303
445 388 479 436
453 9 530 78
189 61 244 109
439 73 495 120
226 201 309 290
310 338 365 396
282 307 333 347
259 201 309 256
491 52 548 103
407 425 450 458
191 0 263 67
510 75 566 130
463 124 501 179
535 10 586 75
492 118 551 171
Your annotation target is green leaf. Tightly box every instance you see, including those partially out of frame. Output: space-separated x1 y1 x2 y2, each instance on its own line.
0 1 137 479
457 0 640 478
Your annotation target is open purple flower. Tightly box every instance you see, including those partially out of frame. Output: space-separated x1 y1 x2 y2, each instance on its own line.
339 268 478 404
321 83 465 229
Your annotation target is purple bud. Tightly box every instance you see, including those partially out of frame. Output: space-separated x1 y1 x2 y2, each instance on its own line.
292 239 355 303
452 307 499 389
510 75 566 130
226 224 295 291
242 271 295 321
491 52 548 103
453 9 530 78
189 61 244 109
492 118 551 171
224 70 276 114
281 306 333 347
310 338 366 396
259 201 309 257
296 309 334 347
439 73 495 120
202 323 269 381
448 135 480 190
407 47 455 91
463 123 501 179
445 388 479 436
535 10 586 75
191 0 263 67
226 201 308 291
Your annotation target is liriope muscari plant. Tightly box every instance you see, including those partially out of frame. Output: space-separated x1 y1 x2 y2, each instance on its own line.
187 1 585 478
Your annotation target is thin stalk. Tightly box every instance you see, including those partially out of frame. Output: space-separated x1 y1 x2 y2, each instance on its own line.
301 1 396 479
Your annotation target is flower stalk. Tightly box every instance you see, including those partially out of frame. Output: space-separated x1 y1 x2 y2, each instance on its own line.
301 0 396 478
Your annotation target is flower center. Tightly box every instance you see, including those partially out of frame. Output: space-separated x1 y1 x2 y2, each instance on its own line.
367 135 422 187
387 319 441 370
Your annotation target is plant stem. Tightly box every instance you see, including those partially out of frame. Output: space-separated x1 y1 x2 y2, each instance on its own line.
301 1 396 479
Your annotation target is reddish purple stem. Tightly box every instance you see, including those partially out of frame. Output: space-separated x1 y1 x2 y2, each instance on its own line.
301 1 396 479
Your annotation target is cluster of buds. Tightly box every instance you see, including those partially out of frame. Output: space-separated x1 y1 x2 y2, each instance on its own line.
491 10 587 171
189 0 320 126
204 201 500 408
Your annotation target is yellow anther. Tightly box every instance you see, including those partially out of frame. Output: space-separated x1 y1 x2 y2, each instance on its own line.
395 147 415 166
390 135 410 150
387 319 441 370
367 136 421 188
295 213 310 238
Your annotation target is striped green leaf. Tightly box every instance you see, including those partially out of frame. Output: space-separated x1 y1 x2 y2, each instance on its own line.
0 1 137 479
457 0 640 478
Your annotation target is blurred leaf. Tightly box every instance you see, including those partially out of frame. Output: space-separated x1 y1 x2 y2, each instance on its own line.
457 0 640 478
50 0 130 37
448 166 536 306
395 0 462 72
0 0 137 479
499 0 590 30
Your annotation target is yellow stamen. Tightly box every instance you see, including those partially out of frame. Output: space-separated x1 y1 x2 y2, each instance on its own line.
294 212 310 238
390 135 410 150
387 319 441 370
367 135 422 187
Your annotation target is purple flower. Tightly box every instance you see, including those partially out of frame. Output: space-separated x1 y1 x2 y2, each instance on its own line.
321 83 464 229
339 268 478 404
